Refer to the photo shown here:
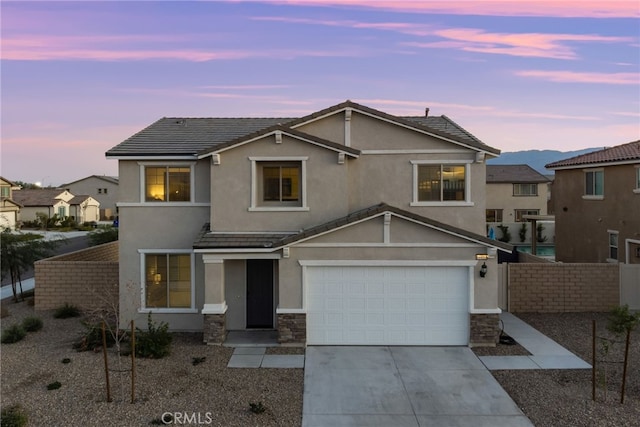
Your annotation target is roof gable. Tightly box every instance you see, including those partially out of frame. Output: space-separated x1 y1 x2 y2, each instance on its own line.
198 125 360 158
546 140 640 169
12 189 72 207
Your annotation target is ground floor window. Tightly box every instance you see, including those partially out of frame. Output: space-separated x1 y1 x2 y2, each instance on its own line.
144 253 192 309
486 209 503 222
608 231 618 261
514 209 539 222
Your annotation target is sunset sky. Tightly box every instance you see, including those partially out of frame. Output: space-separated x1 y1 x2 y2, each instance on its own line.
2 1 639 186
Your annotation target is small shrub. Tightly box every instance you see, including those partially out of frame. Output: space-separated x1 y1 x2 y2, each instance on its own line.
53 303 81 319
192 356 206 366
1 325 26 344
249 402 266 414
497 224 511 243
46 381 62 390
88 227 118 246
607 304 640 336
22 316 43 332
135 313 172 359
1 404 28 427
73 321 116 352
518 223 528 242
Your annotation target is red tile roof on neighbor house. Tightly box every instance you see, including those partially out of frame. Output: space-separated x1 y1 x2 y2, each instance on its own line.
546 140 640 169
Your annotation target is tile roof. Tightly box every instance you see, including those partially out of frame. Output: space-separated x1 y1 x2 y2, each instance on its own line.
106 100 500 157
193 226 292 249
486 165 550 183
106 117 291 157
12 189 67 207
62 175 119 186
192 203 512 251
68 195 95 205
546 140 640 169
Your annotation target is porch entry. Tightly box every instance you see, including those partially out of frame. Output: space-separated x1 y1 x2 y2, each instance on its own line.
246 259 274 328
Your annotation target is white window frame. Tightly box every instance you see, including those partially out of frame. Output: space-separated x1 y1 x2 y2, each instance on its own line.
138 249 197 313
607 230 619 263
513 183 538 196
634 166 640 194
583 168 604 200
138 162 196 204
249 156 309 211
410 160 473 206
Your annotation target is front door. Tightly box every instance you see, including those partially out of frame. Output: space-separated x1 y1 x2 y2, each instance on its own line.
246 259 274 328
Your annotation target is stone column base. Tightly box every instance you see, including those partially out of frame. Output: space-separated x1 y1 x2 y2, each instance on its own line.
469 313 500 347
203 313 226 345
277 313 306 345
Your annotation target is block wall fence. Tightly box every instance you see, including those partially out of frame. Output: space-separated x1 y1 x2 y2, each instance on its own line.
508 263 619 312
34 241 119 311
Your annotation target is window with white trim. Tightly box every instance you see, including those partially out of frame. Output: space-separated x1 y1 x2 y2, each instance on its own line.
585 170 604 197
412 161 471 205
515 209 539 222
143 253 193 309
145 166 191 202
513 183 538 196
608 231 618 261
250 157 308 210
486 209 503 222
635 167 640 193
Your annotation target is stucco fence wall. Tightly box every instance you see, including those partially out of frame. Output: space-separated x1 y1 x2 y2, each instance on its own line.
508 263 620 312
34 241 119 311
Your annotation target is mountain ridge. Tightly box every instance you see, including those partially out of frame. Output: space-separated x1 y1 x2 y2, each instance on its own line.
487 148 603 175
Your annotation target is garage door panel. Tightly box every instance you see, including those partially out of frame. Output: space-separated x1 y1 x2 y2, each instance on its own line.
307 265 469 346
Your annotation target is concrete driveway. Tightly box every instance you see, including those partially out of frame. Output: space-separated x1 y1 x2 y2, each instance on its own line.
303 346 533 427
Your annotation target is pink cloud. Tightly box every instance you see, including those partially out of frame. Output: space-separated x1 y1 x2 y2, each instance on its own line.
266 1 640 18
515 70 640 84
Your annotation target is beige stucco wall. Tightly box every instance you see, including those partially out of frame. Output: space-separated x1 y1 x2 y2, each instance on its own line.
486 182 549 221
63 177 119 220
116 159 211 330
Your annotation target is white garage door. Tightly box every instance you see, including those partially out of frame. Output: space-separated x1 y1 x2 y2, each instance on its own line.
306 265 469 345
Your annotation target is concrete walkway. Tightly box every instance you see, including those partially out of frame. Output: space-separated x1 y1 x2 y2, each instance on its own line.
227 347 305 368
478 312 592 370
303 346 533 427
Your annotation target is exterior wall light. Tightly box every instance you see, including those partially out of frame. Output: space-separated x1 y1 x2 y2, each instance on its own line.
479 262 488 278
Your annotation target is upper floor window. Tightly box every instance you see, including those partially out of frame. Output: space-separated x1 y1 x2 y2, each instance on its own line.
411 161 472 206
249 157 308 211
634 167 640 194
145 166 191 202
515 209 539 222
143 252 194 310
584 169 603 197
0 186 10 198
513 183 537 196
486 209 503 222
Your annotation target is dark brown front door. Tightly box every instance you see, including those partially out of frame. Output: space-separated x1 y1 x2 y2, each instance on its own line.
246 259 274 328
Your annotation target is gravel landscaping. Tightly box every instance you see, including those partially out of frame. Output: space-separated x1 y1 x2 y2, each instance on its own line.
479 312 640 427
2 298 638 427
1 299 303 426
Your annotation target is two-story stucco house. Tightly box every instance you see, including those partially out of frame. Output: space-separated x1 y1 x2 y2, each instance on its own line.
546 140 640 264
62 175 119 220
106 101 511 347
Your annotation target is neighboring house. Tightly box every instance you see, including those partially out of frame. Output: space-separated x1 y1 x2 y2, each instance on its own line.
68 195 101 224
0 177 22 230
486 164 551 223
12 188 100 224
485 164 553 246
546 140 640 264
106 100 512 347
62 175 119 220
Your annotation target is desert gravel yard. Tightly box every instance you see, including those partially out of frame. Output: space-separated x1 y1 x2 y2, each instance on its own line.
475 312 640 427
2 298 638 427
1 299 303 427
